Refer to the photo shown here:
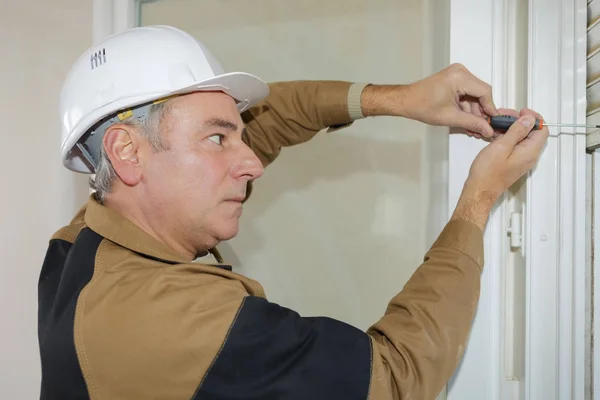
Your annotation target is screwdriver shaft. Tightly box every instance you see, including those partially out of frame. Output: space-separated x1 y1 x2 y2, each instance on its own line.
543 122 600 128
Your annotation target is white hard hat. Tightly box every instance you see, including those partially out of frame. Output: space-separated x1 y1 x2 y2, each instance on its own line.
59 25 270 173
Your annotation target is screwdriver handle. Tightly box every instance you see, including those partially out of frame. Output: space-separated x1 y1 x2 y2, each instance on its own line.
487 115 544 132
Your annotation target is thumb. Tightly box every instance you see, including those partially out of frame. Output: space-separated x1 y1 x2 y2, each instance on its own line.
451 111 494 137
494 115 535 148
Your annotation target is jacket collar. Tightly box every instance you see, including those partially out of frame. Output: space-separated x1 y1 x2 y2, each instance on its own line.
84 195 214 265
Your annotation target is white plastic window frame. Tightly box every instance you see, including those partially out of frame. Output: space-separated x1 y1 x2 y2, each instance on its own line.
525 0 587 399
92 0 589 399
593 149 600 399
419 0 588 399
444 0 517 398
443 0 508 397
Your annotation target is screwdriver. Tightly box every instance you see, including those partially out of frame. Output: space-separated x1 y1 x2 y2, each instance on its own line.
487 115 600 132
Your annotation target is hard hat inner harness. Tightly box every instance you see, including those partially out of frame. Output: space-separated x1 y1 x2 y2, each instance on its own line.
76 97 170 173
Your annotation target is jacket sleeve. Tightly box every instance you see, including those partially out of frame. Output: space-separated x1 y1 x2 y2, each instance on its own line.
241 80 369 167
196 218 484 400
365 218 484 399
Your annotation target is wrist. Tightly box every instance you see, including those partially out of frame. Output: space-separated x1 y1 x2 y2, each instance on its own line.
360 84 412 118
450 187 498 231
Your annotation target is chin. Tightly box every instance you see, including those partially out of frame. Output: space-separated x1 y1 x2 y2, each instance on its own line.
215 222 240 241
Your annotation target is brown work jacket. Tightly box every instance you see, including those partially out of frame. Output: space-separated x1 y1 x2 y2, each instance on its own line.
38 81 484 400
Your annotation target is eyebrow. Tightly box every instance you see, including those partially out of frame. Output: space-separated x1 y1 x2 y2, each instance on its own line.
203 118 245 134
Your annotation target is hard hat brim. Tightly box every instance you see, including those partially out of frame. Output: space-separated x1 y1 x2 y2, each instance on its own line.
169 71 270 113
61 71 269 174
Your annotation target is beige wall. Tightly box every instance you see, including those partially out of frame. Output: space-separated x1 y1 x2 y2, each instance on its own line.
0 1 448 397
141 0 435 330
0 1 91 397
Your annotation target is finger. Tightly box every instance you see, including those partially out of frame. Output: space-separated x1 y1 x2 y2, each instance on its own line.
497 108 520 118
466 130 483 138
479 96 499 118
519 108 545 130
489 108 520 137
452 111 495 137
470 105 491 138
509 128 549 170
520 108 543 120
472 103 483 118
494 115 536 148
462 101 493 139
514 125 550 156
456 67 499 117
459 102 484 137
459 101 471 114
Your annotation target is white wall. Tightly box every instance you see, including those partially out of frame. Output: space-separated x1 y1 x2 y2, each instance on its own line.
0 1 91 398
141 0 439 331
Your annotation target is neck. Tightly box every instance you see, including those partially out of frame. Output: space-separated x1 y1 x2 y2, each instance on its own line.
103 188 200 262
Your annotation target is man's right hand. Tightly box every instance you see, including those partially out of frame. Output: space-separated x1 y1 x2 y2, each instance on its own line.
451 108 550 231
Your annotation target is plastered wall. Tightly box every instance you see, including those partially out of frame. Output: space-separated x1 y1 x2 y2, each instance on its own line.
0 1 448 397
141 0 434 330
0 2 92 398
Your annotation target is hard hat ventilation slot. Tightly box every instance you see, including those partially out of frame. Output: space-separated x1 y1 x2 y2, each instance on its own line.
91 48 107 70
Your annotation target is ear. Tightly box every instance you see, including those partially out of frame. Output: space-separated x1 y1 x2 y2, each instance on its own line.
102 124 142 186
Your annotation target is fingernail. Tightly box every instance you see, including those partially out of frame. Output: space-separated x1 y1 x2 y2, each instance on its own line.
521 116 534 127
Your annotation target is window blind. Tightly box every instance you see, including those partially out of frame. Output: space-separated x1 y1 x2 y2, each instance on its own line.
588 0 600 125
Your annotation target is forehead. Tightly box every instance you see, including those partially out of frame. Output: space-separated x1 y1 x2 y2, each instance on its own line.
165 91 243 130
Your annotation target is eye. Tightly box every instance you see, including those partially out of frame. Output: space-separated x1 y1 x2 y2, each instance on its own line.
208 134 224 145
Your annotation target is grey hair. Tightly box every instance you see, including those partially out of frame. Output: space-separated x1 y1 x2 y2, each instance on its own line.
89 101 171 203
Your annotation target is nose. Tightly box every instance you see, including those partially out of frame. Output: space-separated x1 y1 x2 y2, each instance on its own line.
231 142 264 181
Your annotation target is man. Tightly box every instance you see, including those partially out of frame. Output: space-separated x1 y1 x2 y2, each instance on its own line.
39 25 548 399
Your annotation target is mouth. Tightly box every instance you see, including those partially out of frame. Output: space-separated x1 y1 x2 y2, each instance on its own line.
226 196 245 203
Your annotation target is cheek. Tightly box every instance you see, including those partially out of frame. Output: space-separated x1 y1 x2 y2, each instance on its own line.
146 150 229 196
